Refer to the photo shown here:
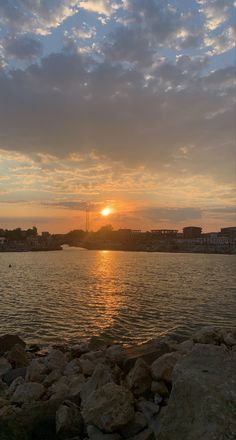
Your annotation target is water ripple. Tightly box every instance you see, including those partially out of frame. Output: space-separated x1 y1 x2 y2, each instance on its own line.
0 249 235 345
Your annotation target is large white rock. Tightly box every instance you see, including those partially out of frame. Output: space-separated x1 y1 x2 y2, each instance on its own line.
151 352 181 384
82 382 134 432
11 382 45 404
158 343 236 440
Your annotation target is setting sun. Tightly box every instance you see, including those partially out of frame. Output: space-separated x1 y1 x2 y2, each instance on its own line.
101 207 111 216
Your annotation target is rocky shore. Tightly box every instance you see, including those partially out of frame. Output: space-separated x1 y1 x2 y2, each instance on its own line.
0 327 236 440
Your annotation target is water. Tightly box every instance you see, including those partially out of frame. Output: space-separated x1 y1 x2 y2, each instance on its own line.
0 248 235 346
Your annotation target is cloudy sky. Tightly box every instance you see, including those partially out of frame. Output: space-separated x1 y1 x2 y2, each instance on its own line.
0 0 235 233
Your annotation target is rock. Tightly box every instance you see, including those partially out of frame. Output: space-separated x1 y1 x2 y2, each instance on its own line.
0 379 8 399
7 344 29 368
176 339 193 354
151 352 181 384
0 357 11 376
11 382 45 404
7 376 25 397
27 343 40 353
151 381 169 397
2 367 26 386
0 397 63 440
106 345 125 365
56 400 83 439
63 359 81 376
119 412 147 438
158 344 236 440
44 349 67 371
70 342 89 358
153 393 162 405
0 334 26 355
219 328 236 347
128 428 155 440
136 399 160 437
126 358 152 396
26 358 46 382
48 377 69 400
82 382 134 432
136 399 159 417
79 359 96 376
67 374 85 401
123 340 173 373
80 363 115 405
80 350 105 364
43 369 62 387
0 397 10 408
192 326 221 345
87 425 121 439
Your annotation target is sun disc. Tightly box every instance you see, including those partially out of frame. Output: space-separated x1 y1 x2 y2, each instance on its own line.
101 207 111 216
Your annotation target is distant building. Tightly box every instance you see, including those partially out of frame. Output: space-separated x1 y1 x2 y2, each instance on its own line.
150 229 178 237
220 227 236 237
0 237 6 244
42 231 50 237
183 226 202 239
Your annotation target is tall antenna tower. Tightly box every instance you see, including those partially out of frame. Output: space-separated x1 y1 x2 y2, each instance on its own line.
85 206 90 232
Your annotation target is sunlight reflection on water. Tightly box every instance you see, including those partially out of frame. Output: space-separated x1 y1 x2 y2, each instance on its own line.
0 249 235 345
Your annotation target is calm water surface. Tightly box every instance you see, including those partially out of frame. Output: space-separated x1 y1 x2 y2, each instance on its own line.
0 248 235 345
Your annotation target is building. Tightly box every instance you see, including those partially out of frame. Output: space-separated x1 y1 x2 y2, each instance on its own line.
183 226 202 239
150 229 178 238
220 227 236 237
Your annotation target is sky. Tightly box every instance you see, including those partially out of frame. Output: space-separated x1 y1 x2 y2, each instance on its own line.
0 0 235 233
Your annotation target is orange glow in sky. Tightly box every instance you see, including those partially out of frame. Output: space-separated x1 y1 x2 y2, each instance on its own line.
101 207 112 217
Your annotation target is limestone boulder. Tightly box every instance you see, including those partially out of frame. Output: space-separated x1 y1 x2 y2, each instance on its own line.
79 358 96 376
0 334 25 355
3 367 26 386
44 349 67 372
0 358 11 376
0 398 63 440
158 344 236 440
106 345 125 365
80 363 115 405
26 359 47 382
151 381 169 398
126 358 152 396
7 344 29 368
67 374 85 401
82 382 134 432
48 376 69 400
63 359 81 376
119 412 147 438
11 382 45 404
192 326 221 345
56 400 83 439
87 425 121 439
151 352 181 384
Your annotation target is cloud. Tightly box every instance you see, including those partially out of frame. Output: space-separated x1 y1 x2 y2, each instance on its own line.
136 207 203 223
205 26 236 55
197 0 233 31
0 48 235 186
2 34 42 60
79 0 120 16
0 1 80 36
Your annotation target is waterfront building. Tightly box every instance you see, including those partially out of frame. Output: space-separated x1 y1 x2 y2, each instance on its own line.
220 227 236 237
183 226 202 239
